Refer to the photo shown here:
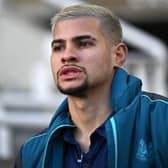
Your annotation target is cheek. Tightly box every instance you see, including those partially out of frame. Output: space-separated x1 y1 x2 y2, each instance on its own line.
93 56 113 76
50 59 59 82
51 56 59 71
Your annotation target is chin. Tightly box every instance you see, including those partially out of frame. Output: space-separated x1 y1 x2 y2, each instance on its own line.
57 81 88 96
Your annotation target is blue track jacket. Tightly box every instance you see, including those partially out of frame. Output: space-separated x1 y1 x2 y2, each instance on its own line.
15 68 168 168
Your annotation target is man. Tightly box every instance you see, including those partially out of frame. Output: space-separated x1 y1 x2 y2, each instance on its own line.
15 4 168 168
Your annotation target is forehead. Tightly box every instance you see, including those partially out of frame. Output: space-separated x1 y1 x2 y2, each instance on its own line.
53 17 102 39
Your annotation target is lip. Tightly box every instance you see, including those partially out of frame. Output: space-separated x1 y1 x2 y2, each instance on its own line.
58 66 83 80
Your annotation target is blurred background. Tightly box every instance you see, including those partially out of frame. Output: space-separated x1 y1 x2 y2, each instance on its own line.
0 0 168 167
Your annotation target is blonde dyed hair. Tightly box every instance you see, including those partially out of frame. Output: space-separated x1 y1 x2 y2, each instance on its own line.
51 4 123 44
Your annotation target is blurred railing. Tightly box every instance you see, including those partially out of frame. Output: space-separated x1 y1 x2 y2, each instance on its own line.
122 20 167 95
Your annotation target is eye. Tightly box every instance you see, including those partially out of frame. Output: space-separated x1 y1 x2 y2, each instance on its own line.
52 44 65 52
78 41 94 48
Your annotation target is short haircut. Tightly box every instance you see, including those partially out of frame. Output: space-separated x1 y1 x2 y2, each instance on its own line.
51 4 123 44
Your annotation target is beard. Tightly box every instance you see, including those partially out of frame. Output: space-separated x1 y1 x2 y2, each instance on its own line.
57 79 88 96
56 64 89 96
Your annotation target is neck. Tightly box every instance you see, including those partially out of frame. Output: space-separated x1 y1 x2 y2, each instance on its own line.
67 85 112 152
69 96 112 133
69 83 112 126
66 76 113 152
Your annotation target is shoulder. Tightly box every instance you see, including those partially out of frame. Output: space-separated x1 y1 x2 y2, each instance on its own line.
22 129 48 165
141 92 168 154
22 128 48 154
137 91 168 119
15 129 48 168
141 91 168 107
139 92 168 126
142 91 168 102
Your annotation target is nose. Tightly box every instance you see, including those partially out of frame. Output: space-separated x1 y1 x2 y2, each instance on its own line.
61 45 79 64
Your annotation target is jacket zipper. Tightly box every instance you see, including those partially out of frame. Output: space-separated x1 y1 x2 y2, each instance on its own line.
42 124 75 168
110 117 118 168
42 120 118 168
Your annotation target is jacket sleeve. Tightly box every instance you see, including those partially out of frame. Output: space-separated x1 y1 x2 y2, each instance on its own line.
14 146 23 168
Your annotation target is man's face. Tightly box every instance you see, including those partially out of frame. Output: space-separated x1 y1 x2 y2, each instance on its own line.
51 17 116 96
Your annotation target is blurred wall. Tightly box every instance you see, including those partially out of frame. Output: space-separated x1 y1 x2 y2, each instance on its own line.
0 10 52 90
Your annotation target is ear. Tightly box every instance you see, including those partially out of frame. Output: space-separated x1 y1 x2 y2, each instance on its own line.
112 43 128 67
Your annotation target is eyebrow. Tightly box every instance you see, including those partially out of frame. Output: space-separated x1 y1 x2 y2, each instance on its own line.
72 35 96 42
51 35 97 47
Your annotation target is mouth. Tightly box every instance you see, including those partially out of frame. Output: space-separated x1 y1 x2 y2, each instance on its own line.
58 65 83 80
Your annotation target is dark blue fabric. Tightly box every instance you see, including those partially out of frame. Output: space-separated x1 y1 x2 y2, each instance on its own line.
63 123 108 168
18 68 168 168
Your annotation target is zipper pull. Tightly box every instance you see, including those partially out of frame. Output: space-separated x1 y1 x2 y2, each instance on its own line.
77 153 83 163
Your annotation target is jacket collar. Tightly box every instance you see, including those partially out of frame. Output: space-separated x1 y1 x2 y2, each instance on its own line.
111 68 142 112
42 68 142 168
48 68 142 133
